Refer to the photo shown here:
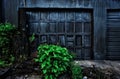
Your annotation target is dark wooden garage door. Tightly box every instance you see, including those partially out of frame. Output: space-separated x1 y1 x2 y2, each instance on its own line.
106 10 120 60
23 8 93 59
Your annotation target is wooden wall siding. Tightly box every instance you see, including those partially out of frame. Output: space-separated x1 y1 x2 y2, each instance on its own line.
19 0 93 8
18 0 120 9
3 0 19 26
2 0 120 60
106 0 120 9
3 0 120 26
106 10 120 60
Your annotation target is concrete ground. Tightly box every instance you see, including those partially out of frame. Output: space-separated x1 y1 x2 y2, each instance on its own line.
3 60 120 79
74 60 120 79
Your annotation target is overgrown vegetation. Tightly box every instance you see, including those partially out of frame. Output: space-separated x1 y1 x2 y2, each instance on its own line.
35 44 73 79
0 23 118 79
29 33 35 43
0 23 16 67
71 62 82 79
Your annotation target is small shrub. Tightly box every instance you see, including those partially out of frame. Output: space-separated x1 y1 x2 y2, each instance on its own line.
0 23 16 67
71 64 82 79
35 44 73 79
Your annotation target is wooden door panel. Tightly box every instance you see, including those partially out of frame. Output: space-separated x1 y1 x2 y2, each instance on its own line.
25 9 93 59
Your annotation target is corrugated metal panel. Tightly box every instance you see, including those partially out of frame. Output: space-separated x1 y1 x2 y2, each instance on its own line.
107 10 120 60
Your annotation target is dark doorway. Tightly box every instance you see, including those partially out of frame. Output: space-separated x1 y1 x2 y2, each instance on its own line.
106 9 120 60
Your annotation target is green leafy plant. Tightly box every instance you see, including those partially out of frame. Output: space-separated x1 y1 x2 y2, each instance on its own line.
0 23 15 47
0 23 16 67
71 62 82 79
35 44 73 79
29 33 35 43
0 59 5 67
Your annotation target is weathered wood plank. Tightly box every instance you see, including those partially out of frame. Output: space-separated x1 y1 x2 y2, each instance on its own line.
108 46 120 52
4 0 19 26
107 27 120 30
108 37 120 42
107 42 120 46
107 32 120 36
19 0 93 8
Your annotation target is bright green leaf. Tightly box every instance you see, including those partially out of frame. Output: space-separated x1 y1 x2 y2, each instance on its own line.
43 69 47 74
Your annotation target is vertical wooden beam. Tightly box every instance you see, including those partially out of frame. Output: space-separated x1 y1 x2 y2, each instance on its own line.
4 0 19 26
93 0 106 59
